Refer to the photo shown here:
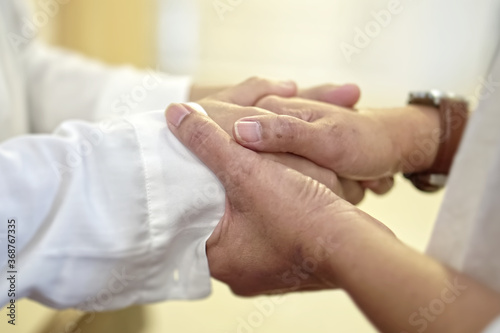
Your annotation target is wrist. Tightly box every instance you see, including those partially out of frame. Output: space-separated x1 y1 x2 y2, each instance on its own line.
325 215 399 289
300 205 396 288
399 105 441 173
366 105 440 174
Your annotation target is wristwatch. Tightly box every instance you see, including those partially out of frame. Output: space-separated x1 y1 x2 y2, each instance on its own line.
404 90 469 192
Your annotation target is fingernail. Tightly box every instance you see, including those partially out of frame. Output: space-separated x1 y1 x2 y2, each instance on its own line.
166 103 191 127
234 121 262 143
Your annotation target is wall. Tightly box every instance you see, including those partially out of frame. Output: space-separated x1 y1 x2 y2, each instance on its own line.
195 0 499 107
27 0 158 68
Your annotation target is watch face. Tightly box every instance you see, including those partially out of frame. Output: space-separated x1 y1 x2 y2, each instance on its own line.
409 90 464 107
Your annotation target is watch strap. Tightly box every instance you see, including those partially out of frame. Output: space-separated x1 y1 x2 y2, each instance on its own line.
429 97 469 174
404 96 469 192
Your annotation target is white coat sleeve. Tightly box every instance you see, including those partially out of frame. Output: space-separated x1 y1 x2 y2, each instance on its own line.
0 110 225 311
8 1 191 134
23 42 192 133
484 317 500 333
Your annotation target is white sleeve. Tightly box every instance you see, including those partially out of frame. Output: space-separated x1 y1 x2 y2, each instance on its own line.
9 0 191 133
484 317 500 333
0 110 224 311
23 41 192 133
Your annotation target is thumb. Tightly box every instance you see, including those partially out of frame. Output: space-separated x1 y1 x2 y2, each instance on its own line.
166 103 253 183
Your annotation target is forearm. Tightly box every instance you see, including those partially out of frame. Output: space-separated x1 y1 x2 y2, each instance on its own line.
320 217 500 333
362 105 441 174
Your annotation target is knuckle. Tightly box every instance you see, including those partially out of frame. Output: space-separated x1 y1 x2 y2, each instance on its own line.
275 115 302 140
256 95 283 110
185 121 214 155
245 76 270 87
241 106 264 116
325 119 356 164
235 154 260 180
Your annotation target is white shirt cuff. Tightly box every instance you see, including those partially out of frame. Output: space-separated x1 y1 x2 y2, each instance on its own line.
124 109 224 301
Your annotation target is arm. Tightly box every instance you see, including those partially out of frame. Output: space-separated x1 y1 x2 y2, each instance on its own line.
0 110 223 310
166 104 500 332
22 41 192 133
5 0 190 133
0 78 348 310
319 211 500 333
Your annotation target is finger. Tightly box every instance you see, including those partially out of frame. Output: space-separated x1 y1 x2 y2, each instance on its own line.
361 177 395 195
255 95 346 121
165 103 254 184
298 84 361 107
259 152 342 194
232 114 333 168
339 179 366 205
234 105 395 179
215 77 297 107
259 153 365 205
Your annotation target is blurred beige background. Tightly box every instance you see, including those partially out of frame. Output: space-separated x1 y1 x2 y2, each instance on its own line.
3 0 498 332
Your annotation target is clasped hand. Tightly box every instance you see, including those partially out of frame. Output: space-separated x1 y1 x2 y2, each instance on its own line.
166 78 500 333
165 77 399 295
193 77 395 204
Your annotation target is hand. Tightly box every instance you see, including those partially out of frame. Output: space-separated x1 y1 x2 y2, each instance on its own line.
194 77 369 204
190 81 361 107
232 96 440 181
165 103 393 295
166 104 500 333
193 78 362 135
296 84 395 194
